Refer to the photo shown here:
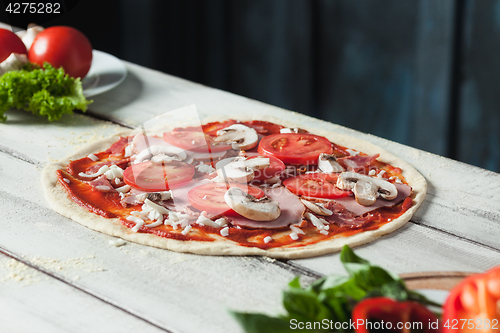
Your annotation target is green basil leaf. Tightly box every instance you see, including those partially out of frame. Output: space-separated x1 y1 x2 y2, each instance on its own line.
283 288 331 322
288 276 302 289
230 312 293 333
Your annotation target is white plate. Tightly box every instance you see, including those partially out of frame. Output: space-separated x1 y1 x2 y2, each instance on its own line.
82 50 127 97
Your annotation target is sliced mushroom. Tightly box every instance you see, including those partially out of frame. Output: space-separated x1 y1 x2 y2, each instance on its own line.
318 153 345 173
336 172 398 206
133 145 187 164
216 156 270 183
213 124 259 150
224 187 280 221
300 199 333 216
353 180 378 206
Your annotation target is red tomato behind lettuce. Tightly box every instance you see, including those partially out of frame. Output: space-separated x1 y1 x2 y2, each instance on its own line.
352 297 440 333
443 266 500 332
29 26 92 78
0 28 28 62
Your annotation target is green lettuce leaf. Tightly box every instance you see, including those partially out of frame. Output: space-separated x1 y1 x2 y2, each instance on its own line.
231 245 441 333
0 63 92 121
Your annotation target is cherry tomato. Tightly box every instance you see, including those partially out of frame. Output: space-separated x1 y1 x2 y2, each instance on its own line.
352 297 440 333
0 28 27 62
258 133 333 165
163 130 231 153
123 161 194 192
242 120 284 135
443 266 500 332
187 182 264 215
283 173 351 199
247 155 285 180
29 26 93 78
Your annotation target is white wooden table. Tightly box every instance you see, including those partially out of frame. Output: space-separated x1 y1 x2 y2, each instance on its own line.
1 49 500 332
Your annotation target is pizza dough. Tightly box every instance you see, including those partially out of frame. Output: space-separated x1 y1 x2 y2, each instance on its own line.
41 114 426 259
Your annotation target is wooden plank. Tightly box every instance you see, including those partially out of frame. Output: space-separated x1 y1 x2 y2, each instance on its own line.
290 221 500 276
1 145 498 275
0 253 165 333
0 152 313 333
2 91 499 251
0 110 123 165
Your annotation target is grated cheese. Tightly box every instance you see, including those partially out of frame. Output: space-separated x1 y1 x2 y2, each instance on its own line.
304 212 329 231
104 165 124 180
115 185 131 193
87 153 99 161
290 225 305 235
63 178 70 184
127 216 145 232
290 232 299 240
182 225 192 235
78 165 109 178
196 162 215 174
95 185 111 191
346 148 360 156
263 236 273 243
124 145 133 157
220 227 229 237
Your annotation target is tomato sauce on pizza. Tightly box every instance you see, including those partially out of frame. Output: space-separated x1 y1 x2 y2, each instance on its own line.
55 120 414 250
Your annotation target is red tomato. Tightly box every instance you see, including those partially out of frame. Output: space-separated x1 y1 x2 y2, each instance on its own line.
242 120 284 135
258 133 333 165
443 266 500 332
247 155 285 180
202 120 238 136
352 297 440 333
29 26 93 78
0 28 27 62
283 173 351 199
187 182 264 215
123 161 194 192
163 130 231 153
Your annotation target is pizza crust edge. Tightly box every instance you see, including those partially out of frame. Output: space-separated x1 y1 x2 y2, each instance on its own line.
41 115 426 259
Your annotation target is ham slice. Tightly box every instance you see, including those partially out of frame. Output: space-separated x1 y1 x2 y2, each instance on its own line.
338 154 379 173
88 175 115 192
330 183 412 216
107 137 129 155
230 187 305 229
323 202 371 228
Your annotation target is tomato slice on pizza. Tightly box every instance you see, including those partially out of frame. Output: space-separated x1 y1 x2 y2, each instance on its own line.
283 174 352 199
258 133 333 165
163 130 232 153
187 182 264 215
43 117 426 259
123 161 195 191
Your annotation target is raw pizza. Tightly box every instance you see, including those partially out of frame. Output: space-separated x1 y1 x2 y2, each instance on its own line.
42 116 426 259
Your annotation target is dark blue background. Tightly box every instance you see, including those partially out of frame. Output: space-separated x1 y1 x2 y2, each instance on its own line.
4 0 498 172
